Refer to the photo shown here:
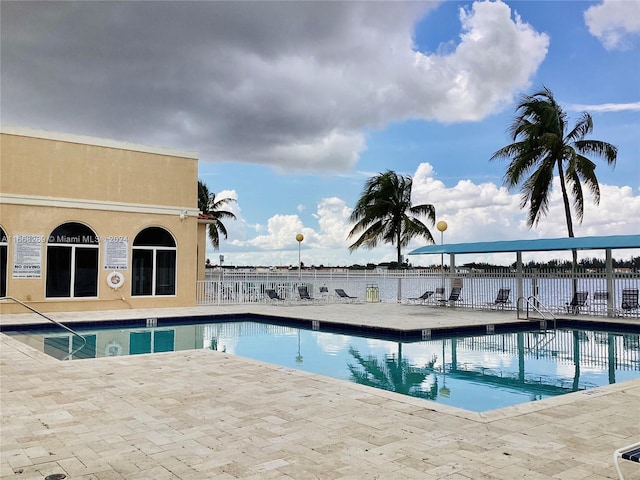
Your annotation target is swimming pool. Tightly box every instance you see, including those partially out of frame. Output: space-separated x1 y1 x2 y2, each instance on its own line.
4 317 639 412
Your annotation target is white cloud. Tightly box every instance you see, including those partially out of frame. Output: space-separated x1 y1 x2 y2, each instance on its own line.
233 214 309 251
315 197 353 249
410 0 549 122
535 180 640 238
584 0 640 50
566 102 640 113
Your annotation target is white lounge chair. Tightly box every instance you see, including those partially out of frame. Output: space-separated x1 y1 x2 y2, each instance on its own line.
407 290 435 304
613 441 640 479
335 289 359 303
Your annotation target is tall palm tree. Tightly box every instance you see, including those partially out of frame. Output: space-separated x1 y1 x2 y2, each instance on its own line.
197 180 237 250
491 87 617 237
347 170 436 264
490 87 617 285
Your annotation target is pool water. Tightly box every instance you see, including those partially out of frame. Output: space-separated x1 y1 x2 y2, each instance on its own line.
5 319 640 412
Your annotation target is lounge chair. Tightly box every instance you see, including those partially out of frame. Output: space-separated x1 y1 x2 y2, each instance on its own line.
407 290 434 304
565 291 588 314
335 288 359 303
319 286 330 301
265 289 287 304
621 289 639 315
297 285 318 303
489 288 511 309
592 290 609 313
438 287 462 306
613 441 640 480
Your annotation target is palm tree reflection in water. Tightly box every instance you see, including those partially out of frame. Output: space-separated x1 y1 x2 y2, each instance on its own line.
347 345 439 400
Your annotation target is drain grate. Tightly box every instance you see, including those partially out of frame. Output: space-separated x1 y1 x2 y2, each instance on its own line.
45 474 67 480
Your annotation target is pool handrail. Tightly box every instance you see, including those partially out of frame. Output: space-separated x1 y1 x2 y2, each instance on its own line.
0 296 87 360
517 295 557 330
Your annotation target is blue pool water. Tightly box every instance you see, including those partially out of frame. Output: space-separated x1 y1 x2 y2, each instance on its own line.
5 318 640 412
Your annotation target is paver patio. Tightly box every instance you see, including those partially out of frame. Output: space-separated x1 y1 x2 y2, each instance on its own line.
1 303 639 479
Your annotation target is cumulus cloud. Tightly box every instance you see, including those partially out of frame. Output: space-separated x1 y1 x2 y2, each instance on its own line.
1 0 548 171
231 214 309 251
534 181 640 238
584 0 640 50
225 196 352 260
411 0 549 122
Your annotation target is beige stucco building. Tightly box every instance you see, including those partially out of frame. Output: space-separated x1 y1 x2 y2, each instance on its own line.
0 126 209 314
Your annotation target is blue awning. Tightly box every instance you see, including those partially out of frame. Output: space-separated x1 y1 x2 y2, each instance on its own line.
408 234 640 256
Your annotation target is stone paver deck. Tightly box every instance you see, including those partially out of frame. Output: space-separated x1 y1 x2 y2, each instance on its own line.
1 303 639 479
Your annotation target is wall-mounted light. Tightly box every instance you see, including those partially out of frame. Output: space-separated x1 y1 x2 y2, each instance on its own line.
179 210 188 220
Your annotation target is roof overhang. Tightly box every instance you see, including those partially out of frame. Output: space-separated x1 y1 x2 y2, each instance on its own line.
197 212 217 225
408 234 640 256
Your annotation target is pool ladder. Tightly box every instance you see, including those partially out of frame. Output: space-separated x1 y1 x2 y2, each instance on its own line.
0 296 87 360
517 295 558 352
517 295 557 331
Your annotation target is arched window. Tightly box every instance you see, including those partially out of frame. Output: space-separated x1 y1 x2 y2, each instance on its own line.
0 227 7 297
132 227 176 296
46 223 99 298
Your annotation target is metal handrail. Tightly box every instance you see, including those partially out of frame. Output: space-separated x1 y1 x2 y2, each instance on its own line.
0 296 87 360
517 295 558 330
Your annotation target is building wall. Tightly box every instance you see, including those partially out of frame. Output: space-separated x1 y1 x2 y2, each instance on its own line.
0 127 201 314
197 223 208 281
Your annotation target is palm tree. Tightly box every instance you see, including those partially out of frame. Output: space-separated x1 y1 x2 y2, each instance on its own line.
491 87 617 284
491 87 617 237
347 170 436 264
197 180 237 250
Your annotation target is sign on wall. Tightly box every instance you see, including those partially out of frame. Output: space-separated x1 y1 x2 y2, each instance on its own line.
12 234 43 278
103 237 128 270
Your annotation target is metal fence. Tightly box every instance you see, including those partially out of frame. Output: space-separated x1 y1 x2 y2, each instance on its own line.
196 268 640 317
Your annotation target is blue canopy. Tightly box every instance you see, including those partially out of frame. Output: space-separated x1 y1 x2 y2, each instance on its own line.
408 234 640 256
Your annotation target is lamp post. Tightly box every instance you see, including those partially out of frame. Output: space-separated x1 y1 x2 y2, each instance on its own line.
296 233 304 280
436 221 448 292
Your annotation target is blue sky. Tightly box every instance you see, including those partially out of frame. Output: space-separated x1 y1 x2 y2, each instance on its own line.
2 0 639 266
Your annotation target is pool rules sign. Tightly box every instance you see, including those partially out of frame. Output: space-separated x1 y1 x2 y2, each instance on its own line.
12 234 43 278
103 236 128 270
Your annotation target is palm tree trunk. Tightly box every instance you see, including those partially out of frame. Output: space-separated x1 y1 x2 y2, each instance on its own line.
396 231 402 302
557 162 578 295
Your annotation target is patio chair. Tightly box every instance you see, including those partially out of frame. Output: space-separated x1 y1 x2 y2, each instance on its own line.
319 286 330 301
438 287 462 306
489 288 511 309
613 441 640 480
621 289 639 315
335 288 359 303
265 289 287 304
565 291 588 314
407 290 434 304
297 285 318 303
592 290 609 314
